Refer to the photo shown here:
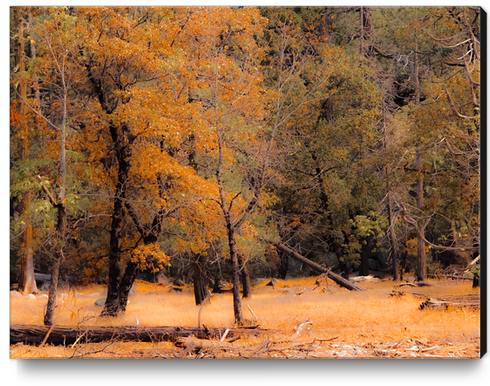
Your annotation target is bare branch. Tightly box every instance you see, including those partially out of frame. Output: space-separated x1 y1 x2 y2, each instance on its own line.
36 175 58 206
443 88 476 119
399 202 479 252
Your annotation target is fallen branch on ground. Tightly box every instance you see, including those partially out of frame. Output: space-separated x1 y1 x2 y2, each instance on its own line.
419 293 480 310
293 319 312 340
268 241 366 291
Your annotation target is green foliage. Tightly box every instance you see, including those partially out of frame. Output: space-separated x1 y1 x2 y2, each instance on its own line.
350 212 387 239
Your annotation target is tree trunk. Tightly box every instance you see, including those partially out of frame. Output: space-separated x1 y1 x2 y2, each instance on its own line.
193 253 208 305
15 8 39 296
400 250 408 281
237 254 252 298
359 235 372 276
270 241 366 291
102 146 130 316
415 151 426 282
43 255 61 325
102 200 124 316
44 204 66 326
472 273 479 288
278 251 289 280
117 261 140 313
414 32 426 282
44 37 69 325
383 110 400 282
359 6 373 59
388 198 400 281
228 228 244 324
212 269 223 293
359 6 364 56
102 123 132 317
216 125 244 323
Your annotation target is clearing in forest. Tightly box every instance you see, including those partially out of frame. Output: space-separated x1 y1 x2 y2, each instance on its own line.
10 277 480 359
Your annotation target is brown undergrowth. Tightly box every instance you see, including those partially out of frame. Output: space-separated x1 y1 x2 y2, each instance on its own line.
10 277 480 358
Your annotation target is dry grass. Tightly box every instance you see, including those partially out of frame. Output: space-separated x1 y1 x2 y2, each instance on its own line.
10 277 480 359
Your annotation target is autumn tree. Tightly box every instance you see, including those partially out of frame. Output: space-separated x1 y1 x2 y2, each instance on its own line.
10 7 39 295
178 6 271 323
61 7 228 316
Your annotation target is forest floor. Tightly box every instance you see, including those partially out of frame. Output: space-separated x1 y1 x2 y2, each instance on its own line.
10 275 481 359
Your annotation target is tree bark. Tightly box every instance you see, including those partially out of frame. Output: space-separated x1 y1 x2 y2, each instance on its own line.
43 34 69 325
278 251 289 280
415 152 427 282
359 235 372 276
193 253 208 305
43 255 61 325
359 6 364 57
472 274 479 288
117 261 139 313
359 6 373 59
102 124 132 317
237 254 252 298
414 31 427 282
216 127 244 324
103 210 125 316
44 203 66 326
388 197 400 281
212 269 223 293
228 228 244 324
270 241 366 291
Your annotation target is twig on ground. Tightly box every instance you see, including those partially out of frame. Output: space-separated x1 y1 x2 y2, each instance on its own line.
247 304 258 320
39 324 56 348
220 329 229 342
227 336 241 343
252 339 271 357
71 330 88 348
315 336 339 343
68 341 117 359
293 319 312 340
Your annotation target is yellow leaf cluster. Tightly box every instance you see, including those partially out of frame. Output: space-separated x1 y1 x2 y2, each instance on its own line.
130 243 170 273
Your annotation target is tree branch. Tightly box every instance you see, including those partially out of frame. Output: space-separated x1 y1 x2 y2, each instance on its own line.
36 176 58 206
125 201 147 238
399 202 479 252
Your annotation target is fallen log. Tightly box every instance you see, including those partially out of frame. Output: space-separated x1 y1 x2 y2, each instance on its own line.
428 274 472 281
463 255 480 274
269 241 366 291
419 293 480 310
389 290 430 300
395 282 433 288
10 324 270 346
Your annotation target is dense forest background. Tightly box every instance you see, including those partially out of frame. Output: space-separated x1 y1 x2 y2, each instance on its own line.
10 6 480 324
